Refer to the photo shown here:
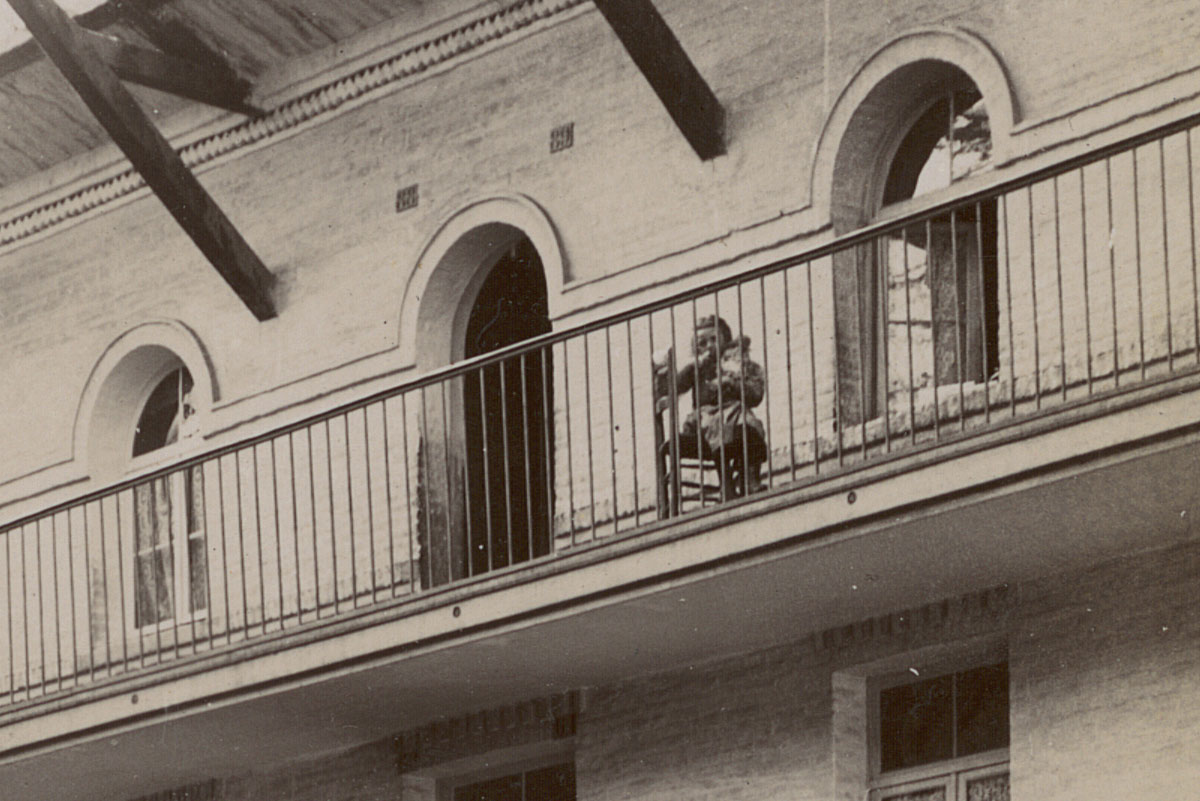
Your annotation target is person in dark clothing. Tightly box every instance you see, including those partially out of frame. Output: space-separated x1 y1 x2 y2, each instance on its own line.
654 315 767 496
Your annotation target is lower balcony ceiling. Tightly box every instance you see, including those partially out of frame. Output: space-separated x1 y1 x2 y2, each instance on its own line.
1 387 1199 801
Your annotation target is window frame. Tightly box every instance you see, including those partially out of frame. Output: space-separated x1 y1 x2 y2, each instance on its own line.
866 660 1010 801
878 89 999 395
125 367 208 635
831 70 1002 427
440 755 576 801
397 739 575 801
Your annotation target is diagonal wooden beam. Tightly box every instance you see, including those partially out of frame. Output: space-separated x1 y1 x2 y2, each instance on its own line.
82 29 261 115
593 0 724 160
6 0 276 320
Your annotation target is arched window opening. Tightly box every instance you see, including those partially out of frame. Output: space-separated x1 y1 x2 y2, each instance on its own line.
881 87 999 392
132 367 195 456
831 63 1000 426
883 89 993 203
461 237 553 576
130 366 206 628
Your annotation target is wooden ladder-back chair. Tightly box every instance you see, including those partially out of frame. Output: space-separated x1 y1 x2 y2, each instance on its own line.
653 350 727 519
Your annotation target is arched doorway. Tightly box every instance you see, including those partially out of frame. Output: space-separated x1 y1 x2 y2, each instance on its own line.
418 234 554 586
461 237 553 575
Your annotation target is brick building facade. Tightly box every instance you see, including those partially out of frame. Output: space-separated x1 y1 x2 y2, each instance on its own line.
0 1 1198 800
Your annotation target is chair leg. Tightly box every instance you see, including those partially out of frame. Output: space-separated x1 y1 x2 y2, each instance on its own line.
656 457 671 521
718 457 737 501
720 455 763 499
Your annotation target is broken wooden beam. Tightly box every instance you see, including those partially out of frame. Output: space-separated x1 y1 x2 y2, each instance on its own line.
6 0 277 320
82 29 260 115
593 0 725 160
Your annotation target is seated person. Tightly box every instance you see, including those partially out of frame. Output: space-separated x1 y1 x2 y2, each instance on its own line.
654 315 767 496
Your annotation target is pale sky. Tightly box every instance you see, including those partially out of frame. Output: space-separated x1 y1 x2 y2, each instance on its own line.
0 0 106 54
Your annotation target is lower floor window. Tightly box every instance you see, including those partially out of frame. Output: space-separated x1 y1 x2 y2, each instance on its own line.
872 662 1009 801
873 762 1009 801
133 466 207 627
453 763 575 801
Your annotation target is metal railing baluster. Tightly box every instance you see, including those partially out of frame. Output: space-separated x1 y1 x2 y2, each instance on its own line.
805 261 821 472
1159 138 1175 371
1080 169 1094 395
363 408 378 602
604 330 618 534
343 415 358 608
625 321 640 528
1133 148 1147 379
782 268 797 480
1027 186 1042 407
1052 177 1067 402
1187 130 1200 365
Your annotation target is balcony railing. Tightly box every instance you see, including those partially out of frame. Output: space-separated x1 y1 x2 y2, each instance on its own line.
3 111 1200 711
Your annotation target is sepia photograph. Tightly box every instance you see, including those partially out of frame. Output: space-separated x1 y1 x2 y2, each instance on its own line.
0 0 1197 799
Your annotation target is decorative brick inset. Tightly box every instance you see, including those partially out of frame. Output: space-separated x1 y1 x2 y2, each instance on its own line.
818 585 1011 651
396 184 420 213
550 123 575 153
130 779 220 801
394 691 580 773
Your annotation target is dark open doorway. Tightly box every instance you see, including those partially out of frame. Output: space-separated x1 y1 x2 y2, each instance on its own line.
461 237 554 576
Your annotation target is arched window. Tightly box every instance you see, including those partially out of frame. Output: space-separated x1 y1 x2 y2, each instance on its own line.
132 367 195 455
131 367 206 627
883 88 993 203
831 63 999 424
882 86 999 392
